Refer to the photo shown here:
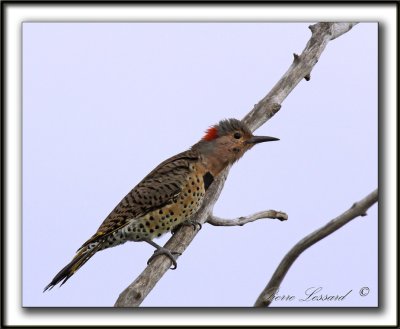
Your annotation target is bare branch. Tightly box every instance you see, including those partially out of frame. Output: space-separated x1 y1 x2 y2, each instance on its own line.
208 210 288 227
254 189 378 307
243 22 357 131
114 22 358 307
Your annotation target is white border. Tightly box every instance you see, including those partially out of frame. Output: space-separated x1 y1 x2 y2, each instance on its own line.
5 3 397 326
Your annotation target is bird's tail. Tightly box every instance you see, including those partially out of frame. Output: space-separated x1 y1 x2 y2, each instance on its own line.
43 243 101 292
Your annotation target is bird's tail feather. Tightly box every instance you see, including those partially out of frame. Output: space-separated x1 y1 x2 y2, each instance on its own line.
43 243 101 292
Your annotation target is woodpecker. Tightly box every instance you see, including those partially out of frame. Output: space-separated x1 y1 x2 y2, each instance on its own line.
44 118 278 291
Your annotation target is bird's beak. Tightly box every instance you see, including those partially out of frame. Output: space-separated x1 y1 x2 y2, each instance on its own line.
246 135 280 145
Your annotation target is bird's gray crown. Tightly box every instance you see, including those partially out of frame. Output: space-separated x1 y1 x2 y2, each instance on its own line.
216 118 251 136
202 118 251 142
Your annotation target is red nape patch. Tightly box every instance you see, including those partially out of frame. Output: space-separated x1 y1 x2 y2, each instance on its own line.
203 126 218 141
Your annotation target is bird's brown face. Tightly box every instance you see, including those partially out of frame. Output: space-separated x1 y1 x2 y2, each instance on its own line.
199 119 279 166
215 128 279 164
192 118 279 177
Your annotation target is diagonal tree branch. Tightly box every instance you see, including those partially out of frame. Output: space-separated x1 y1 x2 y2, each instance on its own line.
114 22 358 307
207 210 288 226
242 22 358 131
254 189 378 307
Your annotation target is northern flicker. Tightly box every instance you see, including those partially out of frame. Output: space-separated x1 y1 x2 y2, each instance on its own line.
44 118 278 291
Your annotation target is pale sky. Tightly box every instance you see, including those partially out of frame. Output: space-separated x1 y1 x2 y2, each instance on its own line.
23 22 377 307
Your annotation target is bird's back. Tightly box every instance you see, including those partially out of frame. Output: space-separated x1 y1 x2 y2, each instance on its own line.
77 149 207 252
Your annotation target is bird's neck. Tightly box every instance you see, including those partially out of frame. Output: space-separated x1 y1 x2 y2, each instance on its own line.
199 153 229 177
192 141 230 177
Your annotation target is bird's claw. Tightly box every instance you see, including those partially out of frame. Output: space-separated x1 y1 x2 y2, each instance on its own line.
172 220 202 234
187 220 202 231
147 247 181 269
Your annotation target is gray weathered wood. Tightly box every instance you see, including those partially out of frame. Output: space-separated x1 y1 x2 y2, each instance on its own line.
254 189 378 307
114 22 358 307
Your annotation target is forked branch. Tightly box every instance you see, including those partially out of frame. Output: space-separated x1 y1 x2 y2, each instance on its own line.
115 22 358 307
208 210 288 226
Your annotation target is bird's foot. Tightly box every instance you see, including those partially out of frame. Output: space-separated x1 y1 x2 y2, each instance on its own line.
147 247 181 270
171 219 202 234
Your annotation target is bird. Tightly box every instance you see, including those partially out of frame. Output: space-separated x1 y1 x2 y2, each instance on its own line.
44 118 279 291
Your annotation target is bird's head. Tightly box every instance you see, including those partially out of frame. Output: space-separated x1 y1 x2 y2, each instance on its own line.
194 118 279 168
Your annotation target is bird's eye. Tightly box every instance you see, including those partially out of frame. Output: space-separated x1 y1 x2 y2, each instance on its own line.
233 132 242 139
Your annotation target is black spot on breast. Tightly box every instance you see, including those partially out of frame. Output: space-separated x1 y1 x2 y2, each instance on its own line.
203 172 214 191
